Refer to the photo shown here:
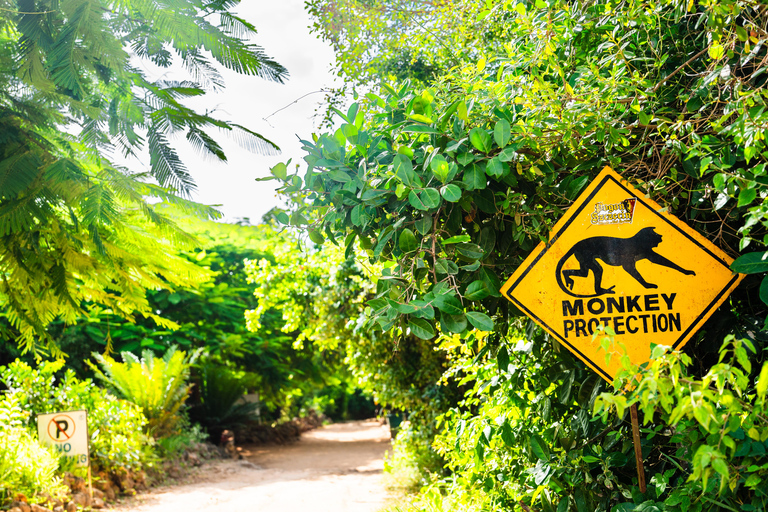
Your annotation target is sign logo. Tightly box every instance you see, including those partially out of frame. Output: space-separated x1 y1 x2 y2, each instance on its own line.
37 410 89 466
47 414 75 442
500 167 744 381
590 198 636 225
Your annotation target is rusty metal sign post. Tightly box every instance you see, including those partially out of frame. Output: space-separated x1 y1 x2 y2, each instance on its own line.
500 167 744 492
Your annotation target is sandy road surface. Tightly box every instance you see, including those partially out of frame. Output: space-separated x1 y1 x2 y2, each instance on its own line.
118 420 394 512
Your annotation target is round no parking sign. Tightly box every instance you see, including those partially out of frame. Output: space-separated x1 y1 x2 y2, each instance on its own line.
37 410 89 466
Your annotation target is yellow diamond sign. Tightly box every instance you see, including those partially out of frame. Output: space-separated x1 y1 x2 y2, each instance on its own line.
500 167 744 381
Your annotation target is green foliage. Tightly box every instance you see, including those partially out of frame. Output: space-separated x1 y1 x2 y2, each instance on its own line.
189 363 258 436
154 422 208 459
384 420 445 493
244 229 457 424
90 347 198 438
272 0 768 509
306 0 502 85
0 360 152 473
594 337 768 510
0 426 66 507
0 0 286 354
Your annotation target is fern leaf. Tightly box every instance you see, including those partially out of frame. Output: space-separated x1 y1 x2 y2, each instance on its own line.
186 126 227 161
147 127 196 196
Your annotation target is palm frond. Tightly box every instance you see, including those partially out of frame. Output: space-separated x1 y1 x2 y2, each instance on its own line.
47 0 90 99
179 48 225 91
225 123 280 155
186 125 227 161
218 12 257 39
0 151 43 199
147 127 196 196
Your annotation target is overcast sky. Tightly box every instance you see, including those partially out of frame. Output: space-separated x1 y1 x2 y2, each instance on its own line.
154 0 338 223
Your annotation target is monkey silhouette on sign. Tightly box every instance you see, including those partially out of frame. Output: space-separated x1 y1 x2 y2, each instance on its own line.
555 227 696 298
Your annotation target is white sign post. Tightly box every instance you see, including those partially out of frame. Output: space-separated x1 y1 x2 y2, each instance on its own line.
37 409 90 466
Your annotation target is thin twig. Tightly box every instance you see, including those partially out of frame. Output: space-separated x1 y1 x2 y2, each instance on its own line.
649 46 710 94
262 89 332 125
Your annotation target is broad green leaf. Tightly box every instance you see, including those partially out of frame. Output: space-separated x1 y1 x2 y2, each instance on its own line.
373 226 395 260
421 188 442 209
440 311 468 333
494 119 511 147
466 311 494 331
408 113 434 124
757 362 768 399
497 346 510 372
409 300 435 320
388 300 419 314
500 422 514 446
469 128 492 153
456 242 484 260
709 42 724 60
270 162 287 180
465 281 491 301
731 252 768 274
461 260 481 271
409 318 435 339
712 457 728 478
434 258 459 275
408 190 429 210
434 294 463 314
402 124 442 134
443 234 471 244
399 228 419 253
745 474 762 488
361 189 390 201
566 175 589 200
415 216 432 235
761 275 768 307
486 157 504 178
351 204 364 226
738 187 757 207
398 146 414 158
498 147 517 162
328 170 351 182
457 152 476 165
457 101 468 122
463 163 486 190
341 123 359 144
441 184 462 202
530 435 549 461
347 102 359 123
308 229 325 244
394 154 420 187
333 127 346 146
276 211 290 224
430 155 450 182
478 226 496 254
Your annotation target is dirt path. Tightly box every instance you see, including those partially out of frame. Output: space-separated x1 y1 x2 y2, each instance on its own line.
118 420 394 512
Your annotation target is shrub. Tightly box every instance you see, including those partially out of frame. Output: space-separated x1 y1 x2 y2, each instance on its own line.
90 347 199 438
594 336 768 510
0 428 66 507
384 421 445 493
0 392 66 506
0 360 153 473
188 363 258 439
155 421 208 458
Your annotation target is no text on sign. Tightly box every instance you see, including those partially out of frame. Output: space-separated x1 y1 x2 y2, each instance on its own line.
501 167 744 381
37 409 89 466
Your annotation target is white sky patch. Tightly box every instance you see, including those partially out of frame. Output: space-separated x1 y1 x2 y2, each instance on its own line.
130 0 338 223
